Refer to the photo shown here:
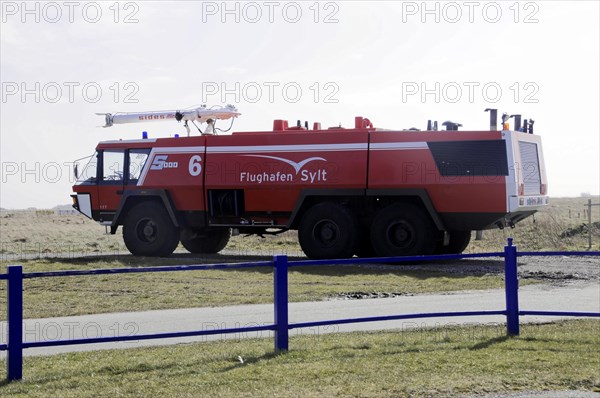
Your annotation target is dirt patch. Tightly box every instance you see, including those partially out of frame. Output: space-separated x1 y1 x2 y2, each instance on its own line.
516 256 600 283
338 291 414 299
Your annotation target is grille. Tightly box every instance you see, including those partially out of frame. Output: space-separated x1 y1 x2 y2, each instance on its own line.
427 140 509 176
519 141 541 195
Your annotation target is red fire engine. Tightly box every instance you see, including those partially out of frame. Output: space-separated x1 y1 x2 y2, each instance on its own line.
71 106 548 259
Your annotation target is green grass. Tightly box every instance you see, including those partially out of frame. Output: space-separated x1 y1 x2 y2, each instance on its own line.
1 320 598 397
0 256 510 320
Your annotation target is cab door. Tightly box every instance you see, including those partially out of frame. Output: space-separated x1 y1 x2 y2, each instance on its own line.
97 149 125 223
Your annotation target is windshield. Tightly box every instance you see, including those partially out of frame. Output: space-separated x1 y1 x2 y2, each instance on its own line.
74 152 98 185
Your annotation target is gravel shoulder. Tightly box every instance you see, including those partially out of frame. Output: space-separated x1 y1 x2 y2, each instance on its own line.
354 255 600 284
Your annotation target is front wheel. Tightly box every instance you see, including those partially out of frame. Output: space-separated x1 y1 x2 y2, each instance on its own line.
181 228 231 254
122 202 179 257
298 203 359 259
370 203 437 257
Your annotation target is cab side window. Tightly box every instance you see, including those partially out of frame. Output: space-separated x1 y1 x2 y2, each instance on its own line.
102 150 125 182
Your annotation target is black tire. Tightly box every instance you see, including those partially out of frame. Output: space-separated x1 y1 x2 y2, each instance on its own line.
122 202 179 257
298 203 359 259
370 203 437 257
437 231 471 254
181 228 231 254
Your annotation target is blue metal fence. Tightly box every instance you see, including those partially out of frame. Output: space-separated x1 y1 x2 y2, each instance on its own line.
2 238 599 381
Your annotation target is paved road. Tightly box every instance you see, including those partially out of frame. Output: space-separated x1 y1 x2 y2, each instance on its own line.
1 281 598 358
471 391 600 398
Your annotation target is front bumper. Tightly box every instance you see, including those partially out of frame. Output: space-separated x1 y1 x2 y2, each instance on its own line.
509 195 549 213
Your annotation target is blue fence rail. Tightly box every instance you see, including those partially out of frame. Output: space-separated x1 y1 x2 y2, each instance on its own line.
2 238 599 381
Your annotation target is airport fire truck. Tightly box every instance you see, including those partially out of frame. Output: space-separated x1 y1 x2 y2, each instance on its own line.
71 105 548 259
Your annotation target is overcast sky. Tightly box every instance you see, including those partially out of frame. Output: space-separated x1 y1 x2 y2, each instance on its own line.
1 0 599 209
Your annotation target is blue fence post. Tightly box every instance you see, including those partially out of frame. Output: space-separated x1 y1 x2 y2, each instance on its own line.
504 238 520 336
7 265 24 381
273 255 289 352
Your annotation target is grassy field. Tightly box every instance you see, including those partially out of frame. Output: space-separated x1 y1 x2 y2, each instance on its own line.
0 209 304 257
0 320 598 397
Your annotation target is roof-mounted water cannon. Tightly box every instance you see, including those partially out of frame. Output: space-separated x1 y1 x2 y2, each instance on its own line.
97 104 241 136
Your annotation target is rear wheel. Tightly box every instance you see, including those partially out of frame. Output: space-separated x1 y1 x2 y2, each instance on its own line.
181 228 231 254
298 203 359 259
370 203 437 257
123 202 179 257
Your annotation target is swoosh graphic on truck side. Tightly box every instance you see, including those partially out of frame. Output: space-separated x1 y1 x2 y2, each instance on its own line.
241 155 326 174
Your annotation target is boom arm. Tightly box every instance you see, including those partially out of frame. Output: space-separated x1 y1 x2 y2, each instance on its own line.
97 104 240 128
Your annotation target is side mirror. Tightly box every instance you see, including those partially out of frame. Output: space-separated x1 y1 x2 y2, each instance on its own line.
74 163 79 180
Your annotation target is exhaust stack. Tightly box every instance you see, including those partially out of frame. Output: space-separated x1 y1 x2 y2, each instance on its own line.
484 108 498 130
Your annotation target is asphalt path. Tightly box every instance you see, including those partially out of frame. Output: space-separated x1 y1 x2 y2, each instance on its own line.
1 281 598 358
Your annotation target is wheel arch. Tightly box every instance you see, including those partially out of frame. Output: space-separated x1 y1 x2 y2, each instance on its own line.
111 189 179 233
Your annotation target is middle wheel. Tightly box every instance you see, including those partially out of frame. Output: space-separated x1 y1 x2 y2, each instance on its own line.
370 203 437 257
298 203 359 259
